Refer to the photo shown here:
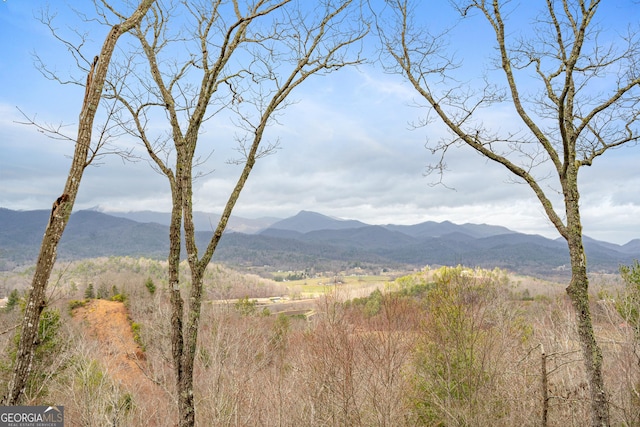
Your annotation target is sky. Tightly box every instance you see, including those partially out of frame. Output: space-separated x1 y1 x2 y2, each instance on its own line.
1 1 639 245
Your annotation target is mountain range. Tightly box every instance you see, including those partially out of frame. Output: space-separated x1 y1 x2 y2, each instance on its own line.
1 207 639 277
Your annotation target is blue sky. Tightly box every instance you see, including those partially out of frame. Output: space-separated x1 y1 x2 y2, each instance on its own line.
1 1 639 245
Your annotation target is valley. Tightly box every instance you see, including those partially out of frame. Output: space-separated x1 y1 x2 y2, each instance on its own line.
0 256 636 425
0 209 638 426
2 208 638 279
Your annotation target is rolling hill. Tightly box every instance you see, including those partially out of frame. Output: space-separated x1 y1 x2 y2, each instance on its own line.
1 208 638 277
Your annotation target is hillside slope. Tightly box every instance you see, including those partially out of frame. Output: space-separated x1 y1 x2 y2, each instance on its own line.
1 208 638 277
72 299 167 425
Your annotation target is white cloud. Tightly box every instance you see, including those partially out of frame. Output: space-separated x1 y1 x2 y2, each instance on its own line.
2 3 639 247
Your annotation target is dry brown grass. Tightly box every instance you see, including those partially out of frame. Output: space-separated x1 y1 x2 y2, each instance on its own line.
2 259 638 426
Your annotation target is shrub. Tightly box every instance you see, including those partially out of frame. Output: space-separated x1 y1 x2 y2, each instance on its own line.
68 357 135 426
130 322 144 351
4 289 20 312
84 283 95 299
144 277 156 295
617 260 640 332
234 296 258 316
111 294 127 303
68 299 88 313
6 308 66 400
409 266 524 425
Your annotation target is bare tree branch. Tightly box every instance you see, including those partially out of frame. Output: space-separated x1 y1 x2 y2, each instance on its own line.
378 1 640 424
3 0 156 406
111 1 368 425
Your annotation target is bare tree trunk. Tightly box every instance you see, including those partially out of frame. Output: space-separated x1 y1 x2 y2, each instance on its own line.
175 128 258 427
115 3 366 424
171 159 196 427
2 0 155 405
560 171 609 425
566 250 609 425
565 221 609 425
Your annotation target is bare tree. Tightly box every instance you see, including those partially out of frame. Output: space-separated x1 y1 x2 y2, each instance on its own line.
110 1 367 425
2 0 155 406
378 1 640 425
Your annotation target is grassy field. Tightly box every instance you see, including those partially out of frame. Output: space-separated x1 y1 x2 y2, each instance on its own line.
281 274 396 299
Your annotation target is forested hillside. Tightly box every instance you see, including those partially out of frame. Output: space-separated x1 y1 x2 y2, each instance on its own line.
2 208 638 278
1 257 638 425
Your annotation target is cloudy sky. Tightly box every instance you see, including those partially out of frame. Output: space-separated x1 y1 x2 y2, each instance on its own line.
1 1 639 245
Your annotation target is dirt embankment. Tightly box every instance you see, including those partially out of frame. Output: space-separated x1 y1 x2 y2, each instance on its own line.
72 299 166 407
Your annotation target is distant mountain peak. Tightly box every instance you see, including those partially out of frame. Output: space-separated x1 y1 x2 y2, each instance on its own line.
1 207 638 276
296 210 333 218
265 211 368 234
